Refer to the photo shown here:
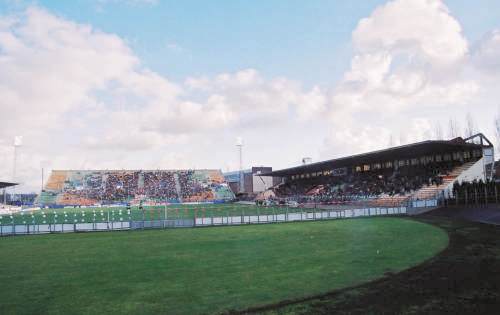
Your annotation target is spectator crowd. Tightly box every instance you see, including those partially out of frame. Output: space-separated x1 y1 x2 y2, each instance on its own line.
45 170 233 205
274 161 463 204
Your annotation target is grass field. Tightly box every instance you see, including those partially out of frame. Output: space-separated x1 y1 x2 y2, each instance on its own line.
0 204 297 225
258 210 500 314
0 217 447 315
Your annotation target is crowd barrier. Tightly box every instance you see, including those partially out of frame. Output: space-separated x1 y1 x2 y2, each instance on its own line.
0 206 406 237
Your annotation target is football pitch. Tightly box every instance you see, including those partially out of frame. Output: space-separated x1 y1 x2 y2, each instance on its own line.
0 217 447 315
1 204 298 225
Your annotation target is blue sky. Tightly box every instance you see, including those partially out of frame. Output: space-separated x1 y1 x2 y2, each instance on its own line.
2 0 500 192
3 0 500 86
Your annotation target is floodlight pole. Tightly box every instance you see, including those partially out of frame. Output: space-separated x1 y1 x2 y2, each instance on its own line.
236 138 243 194
13 145 17 183
41 168 44 194
12 143 18 205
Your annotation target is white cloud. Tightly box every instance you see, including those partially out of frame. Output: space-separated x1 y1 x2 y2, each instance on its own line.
3 1 500 193
0 7 327 191
324 0 482 157
186 69 327 123
472 29 500 76
353 0 468 65
322 126 392 158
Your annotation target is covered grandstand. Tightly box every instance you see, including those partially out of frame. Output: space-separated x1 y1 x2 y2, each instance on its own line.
37 169 234 206
263 134 495 207
1 181 18 212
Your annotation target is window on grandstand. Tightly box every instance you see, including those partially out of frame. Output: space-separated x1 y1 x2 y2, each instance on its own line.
363 165 370 171
355 166 362 172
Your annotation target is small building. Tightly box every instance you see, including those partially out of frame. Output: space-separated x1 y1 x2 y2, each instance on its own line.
223 167 279 195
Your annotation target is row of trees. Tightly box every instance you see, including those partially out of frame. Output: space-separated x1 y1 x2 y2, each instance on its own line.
448 180 500 205
388 112 500 148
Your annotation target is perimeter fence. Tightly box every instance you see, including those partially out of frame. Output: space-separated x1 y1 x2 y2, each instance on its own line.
0 204 407 236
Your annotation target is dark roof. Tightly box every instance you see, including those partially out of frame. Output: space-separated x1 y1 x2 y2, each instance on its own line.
0 181 18 189
262 139 484 177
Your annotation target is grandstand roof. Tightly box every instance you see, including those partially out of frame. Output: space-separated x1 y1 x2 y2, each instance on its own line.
263 139 485 177
0 181 18 189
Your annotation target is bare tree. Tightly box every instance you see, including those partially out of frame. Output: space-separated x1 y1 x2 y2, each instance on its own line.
447 118 461 139
464 112 477 138
388 134 394 147
432 121 443 140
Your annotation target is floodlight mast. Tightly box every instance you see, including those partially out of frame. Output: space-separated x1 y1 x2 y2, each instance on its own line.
12 136 23 204
236 137 243 194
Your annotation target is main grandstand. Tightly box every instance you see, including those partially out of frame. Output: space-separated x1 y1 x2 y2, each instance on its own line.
37 169 234 206
263 134 495 207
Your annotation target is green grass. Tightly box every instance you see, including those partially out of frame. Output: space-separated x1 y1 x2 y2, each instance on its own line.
1 204 296 225
0 217 448 315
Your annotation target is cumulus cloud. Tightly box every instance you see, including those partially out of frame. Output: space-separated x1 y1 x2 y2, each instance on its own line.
472 29 500 76
186 69 327 123
2 0 500 193
323 0 483 158
0 7 327 191
353 0 468 65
